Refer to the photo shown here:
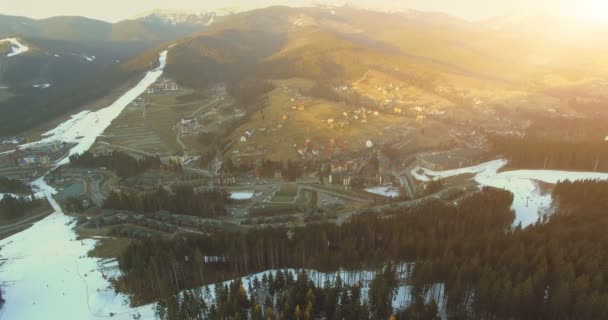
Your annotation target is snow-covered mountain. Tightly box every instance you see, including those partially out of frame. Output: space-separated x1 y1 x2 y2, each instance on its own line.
138 10 218 27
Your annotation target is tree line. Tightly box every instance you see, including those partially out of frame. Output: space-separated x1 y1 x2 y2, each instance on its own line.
153 266 439 320
491 135 608 172
552 179 608 214
0 194 38 220
490 117 608 172
116 182 608 318
0 176 31 194
117 188 514 304
103 185 228 218
69 151 165 177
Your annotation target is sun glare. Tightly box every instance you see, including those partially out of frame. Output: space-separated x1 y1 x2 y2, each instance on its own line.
573 0 608 24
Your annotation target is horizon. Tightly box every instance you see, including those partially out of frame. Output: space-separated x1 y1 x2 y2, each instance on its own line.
1 0 606 24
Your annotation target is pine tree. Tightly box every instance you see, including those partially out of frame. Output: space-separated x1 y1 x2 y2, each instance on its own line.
265 306 276 320
305 300 313 320
253 304 264 320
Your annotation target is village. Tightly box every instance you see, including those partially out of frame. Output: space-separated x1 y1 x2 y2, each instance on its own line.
0 72 546 239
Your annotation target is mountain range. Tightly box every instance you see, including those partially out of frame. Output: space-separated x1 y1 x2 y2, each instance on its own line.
2 6 607 137
0 12 216 135
164 6 608 91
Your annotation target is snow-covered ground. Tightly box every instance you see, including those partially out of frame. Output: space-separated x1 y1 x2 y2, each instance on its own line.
411 159 608 227
0 49 171 320
18 50 168 166
32 83 51 89
410 159 507 182
0 193 37 201
0 193 21 199
0 178 154 319
0 38 29 57
229 191 254 200
365 186 400 198
128 267 444 318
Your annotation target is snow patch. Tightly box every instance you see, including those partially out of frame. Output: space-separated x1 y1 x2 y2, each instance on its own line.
32 83 51 89
0 49 171 319
411 159 608 227
131 267 445 316
0 177 152 320
410 159 507 182
229 191 254 200
206 16 215 26
19 50 168 166
0 38 30 57
365 186 400 198
0 193 23 199
83 55 96 62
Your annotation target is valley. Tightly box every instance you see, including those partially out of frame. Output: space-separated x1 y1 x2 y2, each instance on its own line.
1 4 608 320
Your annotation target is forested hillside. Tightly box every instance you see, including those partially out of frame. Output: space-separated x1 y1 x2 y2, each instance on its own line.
0 13 209 136
116 182 608 318
491 118 608 172
0 14 206 42
0 176 31 194
153 267 439 320
164 6 608 95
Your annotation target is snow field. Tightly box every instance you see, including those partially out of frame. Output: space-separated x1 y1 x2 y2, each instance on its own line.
0 49 170 320
411 159 608 227
365 186 401 198
0 38 29 57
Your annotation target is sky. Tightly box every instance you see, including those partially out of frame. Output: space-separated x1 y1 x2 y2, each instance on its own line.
0 0 605 22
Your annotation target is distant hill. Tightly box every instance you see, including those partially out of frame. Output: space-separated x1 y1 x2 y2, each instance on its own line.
163 6 608 91
0 13 212 136
155 6 608 162
0 14 211 43
2 6 608 137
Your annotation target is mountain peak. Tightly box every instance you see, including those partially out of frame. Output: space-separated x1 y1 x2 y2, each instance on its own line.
136 9 219 26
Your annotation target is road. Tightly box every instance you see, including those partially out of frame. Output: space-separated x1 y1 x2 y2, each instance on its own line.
0 209 54 237
97 141 156 157
335 185 473 225
301 185 376 204
187 95 221 118
391 170 416 199
173 93 223 158
176 130 187 152
182 167 213 178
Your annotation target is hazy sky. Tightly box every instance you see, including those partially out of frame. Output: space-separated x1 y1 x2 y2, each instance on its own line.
0 0 603 22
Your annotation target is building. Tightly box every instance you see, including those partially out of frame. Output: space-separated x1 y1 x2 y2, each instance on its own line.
215 175 236 185
178 118 198 135
147 79 179 94
240 130 253 142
